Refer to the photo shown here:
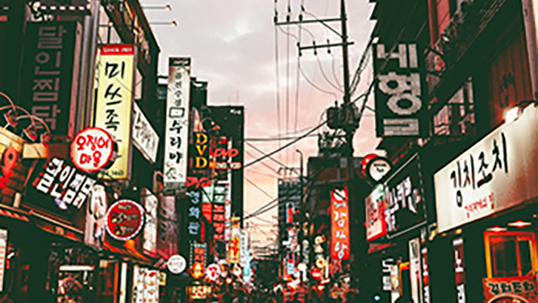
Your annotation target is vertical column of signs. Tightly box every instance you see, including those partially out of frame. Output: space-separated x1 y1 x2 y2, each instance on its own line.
93 44 135 179
163 58 191 194
373 43 426 137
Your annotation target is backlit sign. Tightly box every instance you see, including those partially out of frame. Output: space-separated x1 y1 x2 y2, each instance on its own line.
105 200 145 241
71 127 117 173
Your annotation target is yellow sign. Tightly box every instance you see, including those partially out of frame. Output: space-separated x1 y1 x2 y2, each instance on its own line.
92 44 135 179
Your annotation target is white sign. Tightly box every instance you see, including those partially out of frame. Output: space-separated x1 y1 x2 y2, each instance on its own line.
163 58 191 195
142 188 158 256
167 255 186 274
434 105 538 232
0 229 6 292
239 230 248 266
409 238 422 303
132 103 159 164
367 157 391 181
70 127 117 173
205 263 221 281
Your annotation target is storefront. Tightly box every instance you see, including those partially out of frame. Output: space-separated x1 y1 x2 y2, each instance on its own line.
433 104 538 302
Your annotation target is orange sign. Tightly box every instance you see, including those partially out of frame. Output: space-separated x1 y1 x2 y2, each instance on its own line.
191 262 204 280
483 276 538 303
330 188 350 260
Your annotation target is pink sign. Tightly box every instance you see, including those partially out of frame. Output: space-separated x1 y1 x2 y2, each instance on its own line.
70 127 117 173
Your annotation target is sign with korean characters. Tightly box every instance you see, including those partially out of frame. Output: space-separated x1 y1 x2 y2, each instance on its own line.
132 102 159 164
239 230 248 266
163 58 191 195
453 237 467 303
483 276 538 303
0 229 7 292
373 43 426 137
20 22 81 138
330 188 350 260
71 127 117 173
366 184 387 241
229 228 240 264
93 44 135 180
105 200 145 241
186 188 201 241
141 188 158 257
384 153 425 235
434 105 538 233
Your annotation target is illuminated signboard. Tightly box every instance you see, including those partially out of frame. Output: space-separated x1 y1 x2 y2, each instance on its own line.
141 188 158 257
70 127 117 173
84 184 107 249
330 188 350 260
105 200 145 241
229 228 240 264
365 184 387 241
93 44 135 180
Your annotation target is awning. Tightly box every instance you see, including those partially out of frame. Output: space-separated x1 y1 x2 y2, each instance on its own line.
103 241 151 264
0 206 30 222
30 210 84 242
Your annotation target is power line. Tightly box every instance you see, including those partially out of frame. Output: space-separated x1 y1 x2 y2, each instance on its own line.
245 176 274 200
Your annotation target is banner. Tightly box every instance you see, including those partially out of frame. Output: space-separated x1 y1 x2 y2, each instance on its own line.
93 44 135 180
373 43 426 137
132 103 159 164
366 184 387 241
330 188 350 260
20 22 81 138
163 57 191 194
84 184 107 249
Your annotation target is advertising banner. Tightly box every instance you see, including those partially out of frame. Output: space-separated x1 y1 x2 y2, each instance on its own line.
330 188 350 260
483 276 538 303
435 105 538 232
132 103 159 164
366 184 387 241
141 188 158 257
163 57 191 195
373 43 426 137
384 153 425 235
84 184 107 249
93 44 135 180
20 22 81 138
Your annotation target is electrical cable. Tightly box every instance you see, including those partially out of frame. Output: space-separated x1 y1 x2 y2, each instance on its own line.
245 176 275 200
246 141 288 170
274 0 282 165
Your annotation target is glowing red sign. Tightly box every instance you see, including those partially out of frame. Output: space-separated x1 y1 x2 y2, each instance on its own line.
191 262 204 280
70 127 117 173
105 200 145 241
330 188 350 260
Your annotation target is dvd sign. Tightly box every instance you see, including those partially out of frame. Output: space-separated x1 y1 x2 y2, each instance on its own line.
70 127 117 173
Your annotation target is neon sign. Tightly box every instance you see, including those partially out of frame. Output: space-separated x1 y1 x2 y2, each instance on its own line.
70 127 117 173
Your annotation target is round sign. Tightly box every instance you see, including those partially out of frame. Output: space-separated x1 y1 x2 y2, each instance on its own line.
191 262 204 280
361 153 379 174
232 266 242 277
105 200 145 241
205 263 221 281
167 255 186 274
366 157 391 182
71 127 117 173
316 257 327 268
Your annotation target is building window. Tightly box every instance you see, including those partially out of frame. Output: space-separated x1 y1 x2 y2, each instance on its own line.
485 231 537 278
432 77 475 136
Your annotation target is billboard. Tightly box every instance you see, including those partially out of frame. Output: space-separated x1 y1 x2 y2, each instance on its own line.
93 44 135 180
163 57 191 195
373 43 426 137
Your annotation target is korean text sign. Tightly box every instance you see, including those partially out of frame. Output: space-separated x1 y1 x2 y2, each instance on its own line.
373 43 426 137
365 184 387 241
483 276 537 303
163 57 191 194
132 102 159 164
21 22 81 137
434 105 538 232
93 44 135 180
330 188 350 260
142 188 158 257
186 188 202 241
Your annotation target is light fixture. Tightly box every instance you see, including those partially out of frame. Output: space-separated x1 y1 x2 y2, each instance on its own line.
441 34 450 43
508 220 531 228
171 20 177 27
165 4 172 11
487 226 506 232
297 263 307 271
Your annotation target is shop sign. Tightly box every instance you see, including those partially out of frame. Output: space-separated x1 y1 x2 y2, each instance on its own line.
167 255 186 274
105 200 145 241
229 228 240 264
20 22 81 138
119 262 127 303
132 102 159 164
422 247 430 303
186 188 201 241
409 238 422 303
191 242 206 269
483 276 537 303
157 196 178 260
213 203 225 241
192 132 209 170
384 153 425 235
84 184 107 249
143 270 159 303
34 157 96 209
190 286 209 300
0 229 7 292
330 188 350 260
224 185 232 241
141 188 158 257
163 57 191 195
93 44 135 180
185 176 212 188
366 184 387 241
240 230 248 266
71 127 117 173
206 263 221 281
191 262 204 280
382 258 394 292
373 43 426 137
434 105 538 233
453 237 467 303
132 266 145 303
366 156 391 182
361 153 379 174
390 264 400 293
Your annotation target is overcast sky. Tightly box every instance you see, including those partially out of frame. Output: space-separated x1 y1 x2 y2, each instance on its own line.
139 0 378 249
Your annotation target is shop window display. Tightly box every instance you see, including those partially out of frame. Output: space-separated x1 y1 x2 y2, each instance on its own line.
485 231 537 278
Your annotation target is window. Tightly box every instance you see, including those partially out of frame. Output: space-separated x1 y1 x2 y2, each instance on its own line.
433 77 475 136
485 231 537 278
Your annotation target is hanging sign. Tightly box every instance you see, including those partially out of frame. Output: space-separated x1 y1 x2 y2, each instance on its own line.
71 127 117 173
167 255 186 274
84 184 107 249
453 238 467 303
191 262 204 280
366 156 391 182
105 200 145 241
205 263 221 281
132 102 159 164
0 229 7 292
141 188 158 257
366 184 387 241
483 276 537 303
330 188 350 260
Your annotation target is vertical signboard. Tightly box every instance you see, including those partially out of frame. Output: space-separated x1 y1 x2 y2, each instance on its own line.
20 22 81 138
422 247 430 303
382 258 394 292
186 188 201 242
84 184 107 249
163 57 191 194
366 184 387 241
142 188 158 257
157 196 179 260
0 229 7 292
330 188 350 260
229 228 240 264
93 44 135 180
409 238 422 303
453 237 467 303
239 230 248 266
132 102 159 164
373 43 426 137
